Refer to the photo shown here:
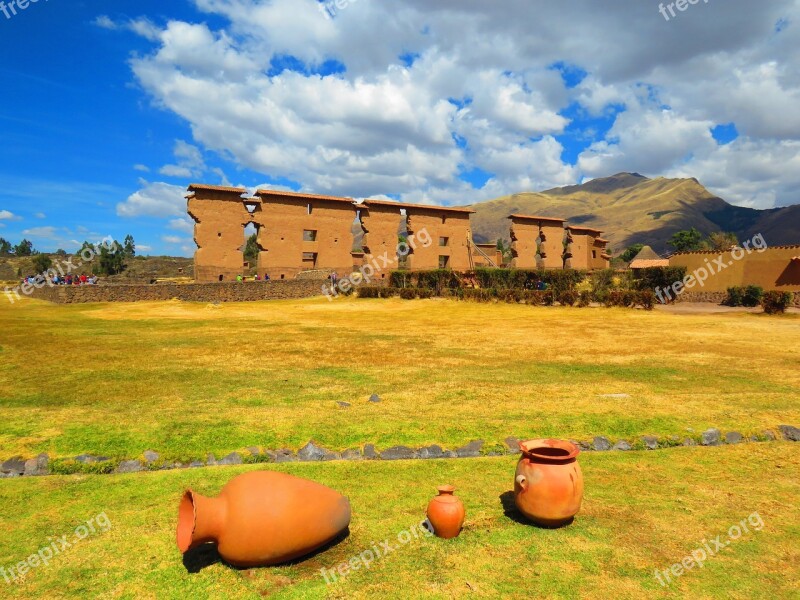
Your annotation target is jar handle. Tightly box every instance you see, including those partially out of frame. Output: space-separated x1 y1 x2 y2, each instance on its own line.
515 474 528 492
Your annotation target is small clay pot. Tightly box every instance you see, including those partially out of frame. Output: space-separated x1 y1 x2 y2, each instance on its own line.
514 439 583 527
177 471 351 567
426 485 465 539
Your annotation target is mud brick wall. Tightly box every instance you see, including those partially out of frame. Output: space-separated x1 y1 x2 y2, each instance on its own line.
28 281 325 304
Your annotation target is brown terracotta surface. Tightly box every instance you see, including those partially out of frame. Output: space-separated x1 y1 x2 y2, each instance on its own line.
187 186 250 282
426 485 465 539
669 245 800 292
405 207 474 271
256 191 357 280
188 185 616 281
176 471 351 567
514 439 584 527
509 215 567 269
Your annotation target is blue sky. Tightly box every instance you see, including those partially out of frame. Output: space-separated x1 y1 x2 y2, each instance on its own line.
0 0 797 255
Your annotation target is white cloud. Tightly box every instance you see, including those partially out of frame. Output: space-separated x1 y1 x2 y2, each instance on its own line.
94 15 161 41
21 226 58 238
34 212 46 219
0 210 20 220
168 216 194 233
116 180 187 218
162 235 186 244
110 0 800 208
158 140 206 179
134 164 150 172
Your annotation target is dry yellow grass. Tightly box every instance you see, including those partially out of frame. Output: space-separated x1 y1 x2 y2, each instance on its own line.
0 296 798 460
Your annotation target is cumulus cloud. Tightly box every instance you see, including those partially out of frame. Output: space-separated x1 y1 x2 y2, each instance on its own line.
116 180 187 218
111 0 800 208
0 210 19 220
21 226 58 238
159 140 207 179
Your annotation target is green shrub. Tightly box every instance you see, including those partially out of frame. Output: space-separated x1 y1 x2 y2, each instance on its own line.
399 288 417 300
417 288 435 299
761 291 793 314
389 271 414 289
634 266 687 294
558 290 578 306
357 286 381 298
724 286 744 306
639 290 656 311
541 290 555 306
577 290 591 307
379 287 398 298
742 285 764 307
725 285 764 307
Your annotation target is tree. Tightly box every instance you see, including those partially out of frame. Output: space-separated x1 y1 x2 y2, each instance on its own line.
0 237 11 255
620 244 644 263
13 239 35 257
96 241 126 276
32 254 53 274
708 232 738 252
243 233 259 263
55 249 67 256
77 241 96 256
668 228 706 253
123 234 136 258
496 239 513 264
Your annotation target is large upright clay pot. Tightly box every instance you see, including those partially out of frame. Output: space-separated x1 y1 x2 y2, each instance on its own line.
177 471 351 567
426 485 465 539
514 439 583 527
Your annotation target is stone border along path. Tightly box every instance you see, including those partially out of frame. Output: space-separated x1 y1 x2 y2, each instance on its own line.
2 426 799 479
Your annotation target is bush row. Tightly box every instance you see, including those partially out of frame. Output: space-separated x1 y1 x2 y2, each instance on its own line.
761 291 794 314
724 285 764 307
358 286 656 309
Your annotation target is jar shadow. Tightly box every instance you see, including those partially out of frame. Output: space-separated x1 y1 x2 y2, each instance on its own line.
499 491 575 529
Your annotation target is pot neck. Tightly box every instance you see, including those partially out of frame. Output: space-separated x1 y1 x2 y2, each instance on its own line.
522 452 576 465
185 491 228 550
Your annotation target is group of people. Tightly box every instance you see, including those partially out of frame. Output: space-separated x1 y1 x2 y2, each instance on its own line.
23 273 99 286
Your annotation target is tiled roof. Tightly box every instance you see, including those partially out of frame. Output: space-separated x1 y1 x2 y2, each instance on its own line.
363 199 475 213
187 183 247 194
630 259 670 269
255 188 355 203
508 214 567 223
567 226 604 235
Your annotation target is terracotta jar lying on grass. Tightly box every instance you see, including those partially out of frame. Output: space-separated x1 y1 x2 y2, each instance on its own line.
177 471 351 567
514 439 583 527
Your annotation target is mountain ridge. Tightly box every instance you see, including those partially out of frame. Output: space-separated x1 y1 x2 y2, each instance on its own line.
465 173 799 254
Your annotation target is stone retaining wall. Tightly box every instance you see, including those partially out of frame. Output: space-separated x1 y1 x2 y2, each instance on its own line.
3 425 798 478
27 280 326 304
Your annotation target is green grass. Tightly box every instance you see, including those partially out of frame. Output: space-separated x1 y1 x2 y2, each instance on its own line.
1 297 799 460
0 443 797 598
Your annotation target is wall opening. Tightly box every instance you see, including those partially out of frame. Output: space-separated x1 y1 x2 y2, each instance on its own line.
303 229 318 242
241 222 262 274
302 252 318 268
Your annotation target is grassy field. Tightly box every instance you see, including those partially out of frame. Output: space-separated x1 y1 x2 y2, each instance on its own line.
0 297 798 461
0 443 797 599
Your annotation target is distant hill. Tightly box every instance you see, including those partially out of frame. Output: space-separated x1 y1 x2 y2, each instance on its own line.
467 173 800 254
0 255 193 283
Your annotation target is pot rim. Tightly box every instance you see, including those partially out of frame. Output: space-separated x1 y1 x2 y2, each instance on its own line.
176 490 196 553
518 438 580 461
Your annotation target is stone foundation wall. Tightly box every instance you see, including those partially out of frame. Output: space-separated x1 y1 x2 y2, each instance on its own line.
28 280 325 304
